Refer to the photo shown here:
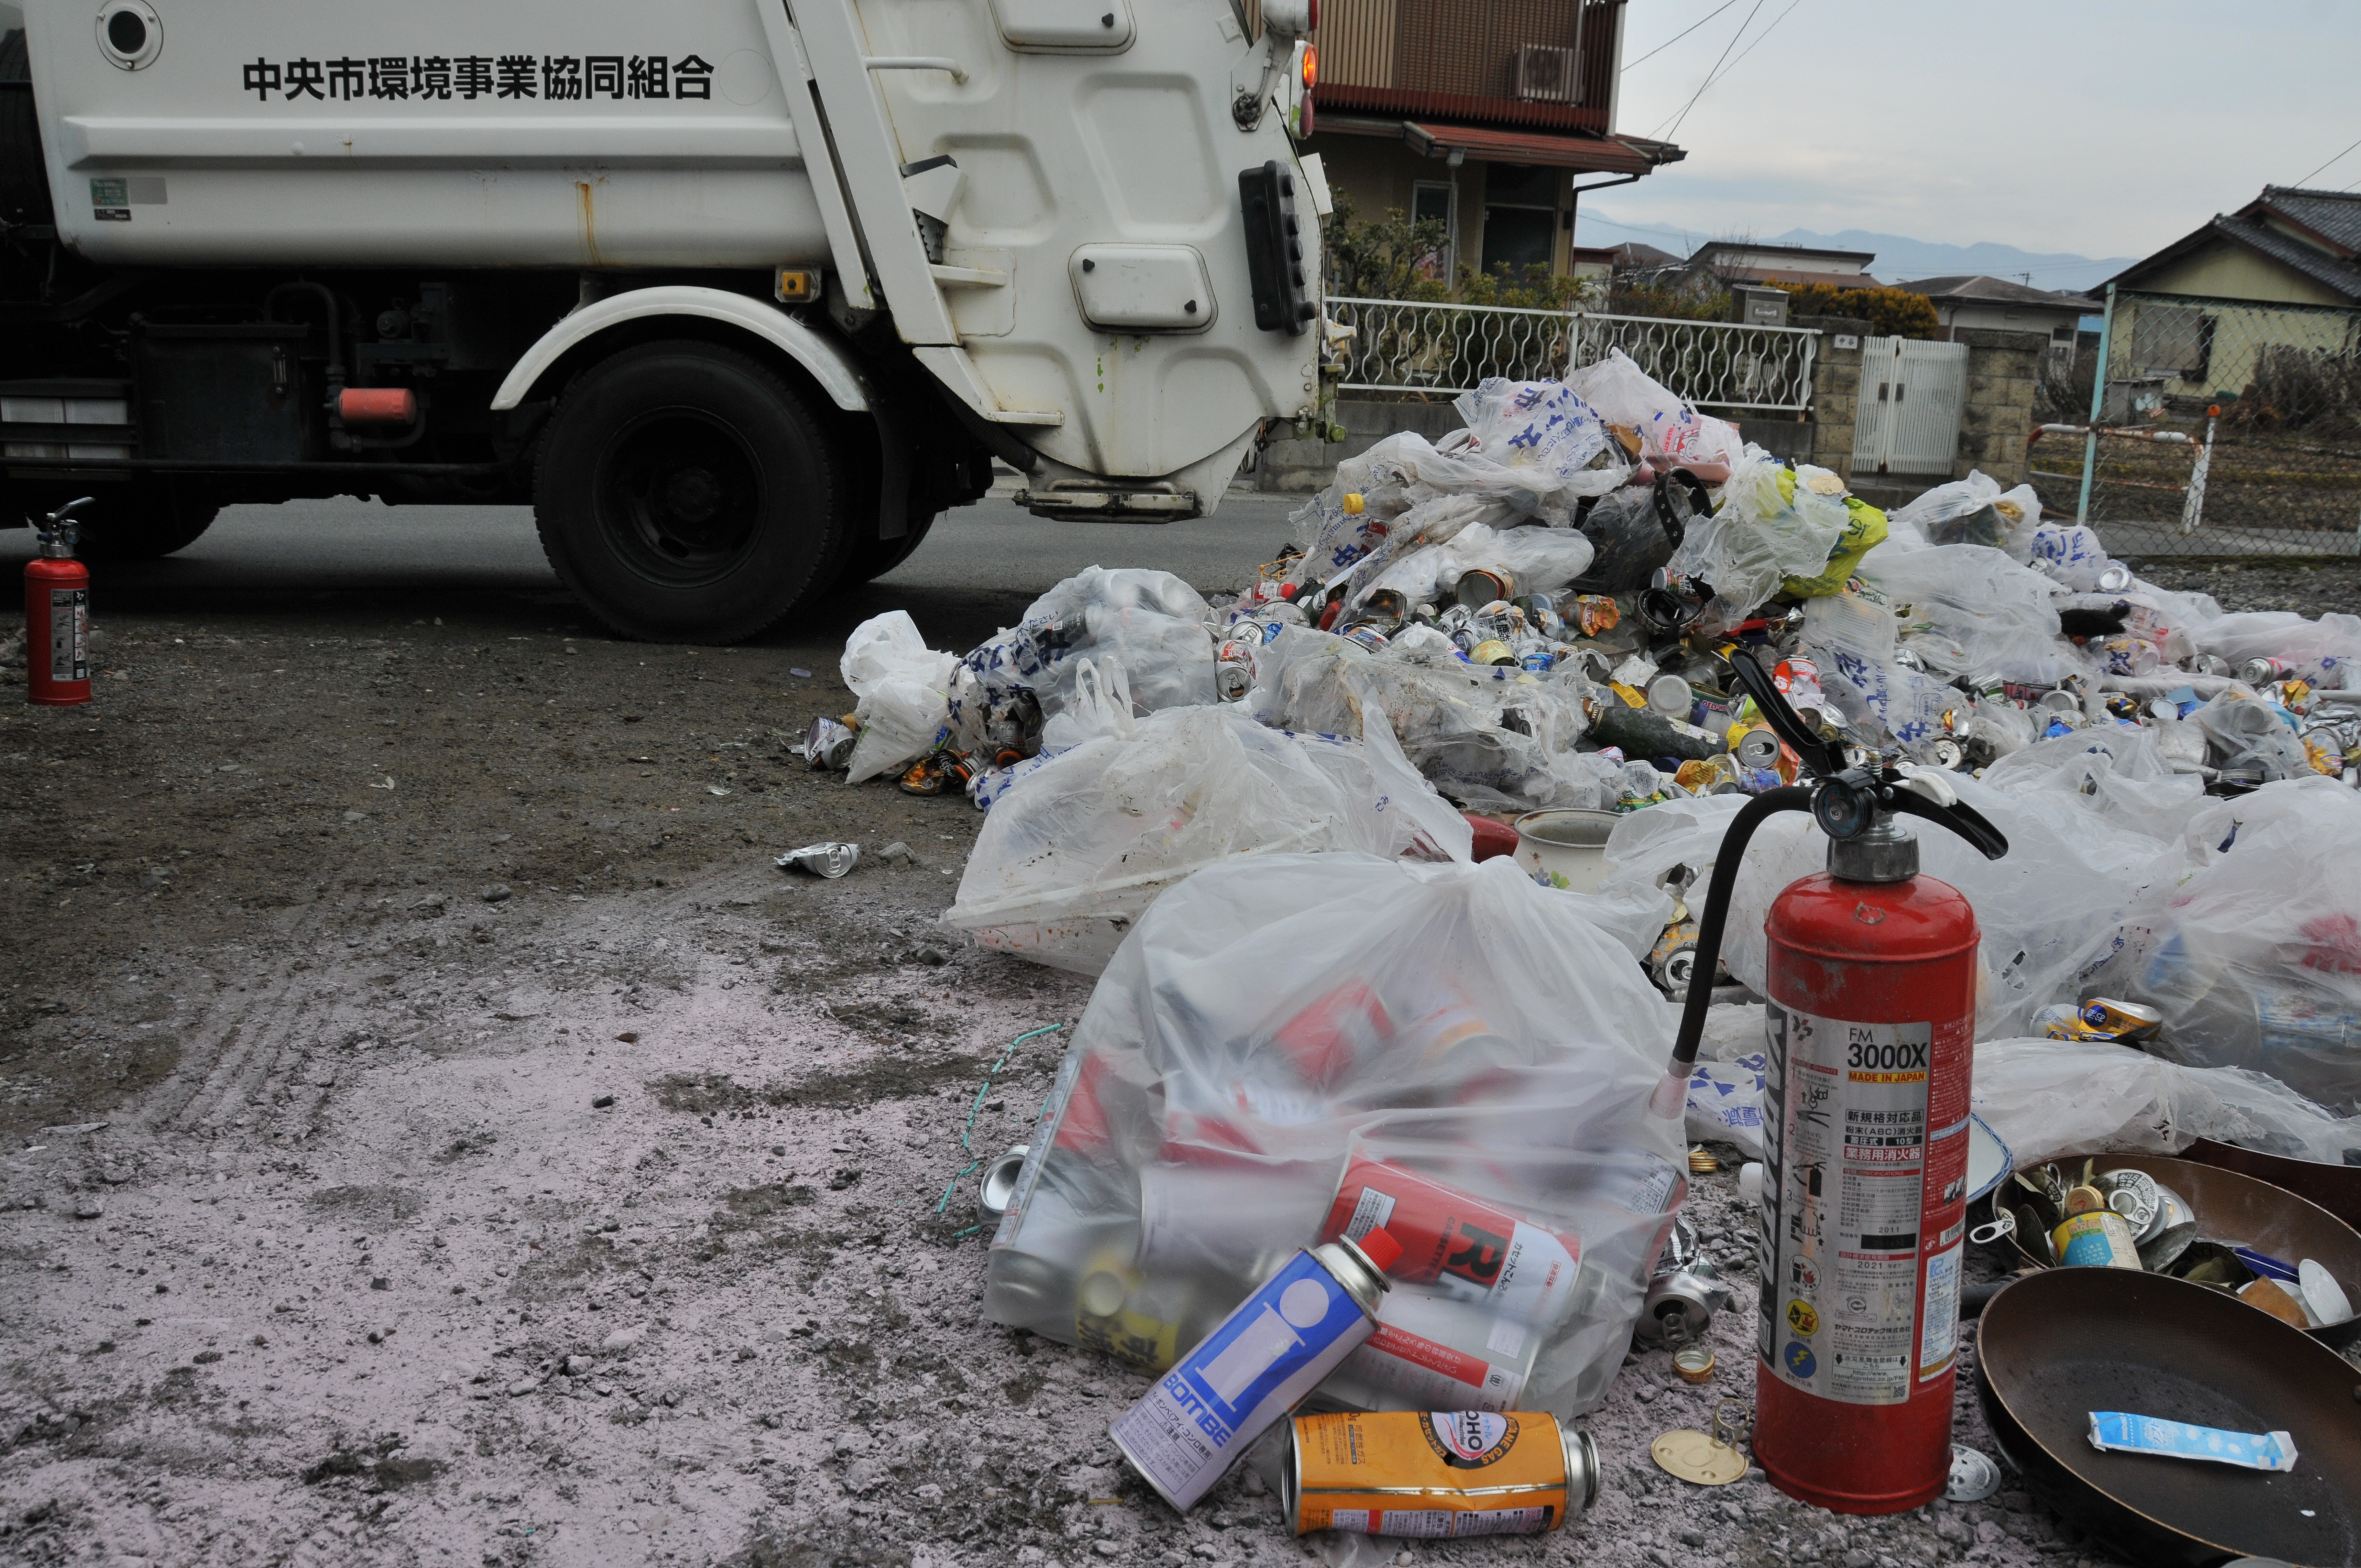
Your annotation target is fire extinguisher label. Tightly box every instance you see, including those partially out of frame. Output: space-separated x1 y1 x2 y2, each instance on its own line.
50 587 89 683
1759 1006 1969 1407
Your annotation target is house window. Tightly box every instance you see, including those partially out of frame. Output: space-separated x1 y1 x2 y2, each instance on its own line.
1479 162 1558 280
2129 303 2213 382
1411 181 1456 277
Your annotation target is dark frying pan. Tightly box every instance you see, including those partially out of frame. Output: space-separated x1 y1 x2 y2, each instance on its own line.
1987 1153 2361 1349
1978 1268 2361 1568
2186 1139 2361 1232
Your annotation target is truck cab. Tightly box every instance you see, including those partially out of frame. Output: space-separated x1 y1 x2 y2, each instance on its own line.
0 0 1325 640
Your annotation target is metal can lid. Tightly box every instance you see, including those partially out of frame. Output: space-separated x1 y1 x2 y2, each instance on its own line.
1673 1346 1716 1384
976 1144 1029 1220
1946 1445 2002 1502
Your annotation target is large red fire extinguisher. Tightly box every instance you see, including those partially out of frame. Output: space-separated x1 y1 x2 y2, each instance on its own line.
26 496 94 707
1648 647 2007 1513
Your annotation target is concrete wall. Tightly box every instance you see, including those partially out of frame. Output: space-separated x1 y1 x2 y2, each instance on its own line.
1951 326 2046 486
1792 314 1872 482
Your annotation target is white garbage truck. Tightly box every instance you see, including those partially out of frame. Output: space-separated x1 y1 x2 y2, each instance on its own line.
0 0 1326 639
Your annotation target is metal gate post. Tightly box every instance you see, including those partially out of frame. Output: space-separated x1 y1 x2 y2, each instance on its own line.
2076 284 2115 524
2180 405 2216 535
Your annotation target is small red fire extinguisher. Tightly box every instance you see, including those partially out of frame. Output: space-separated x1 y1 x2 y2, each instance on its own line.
26 496 94 707
1648 647 2008 1514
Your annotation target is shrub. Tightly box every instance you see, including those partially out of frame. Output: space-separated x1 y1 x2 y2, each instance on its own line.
1786 284 1941 339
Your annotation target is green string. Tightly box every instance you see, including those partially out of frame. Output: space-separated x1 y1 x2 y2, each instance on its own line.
935 1022 1065 1216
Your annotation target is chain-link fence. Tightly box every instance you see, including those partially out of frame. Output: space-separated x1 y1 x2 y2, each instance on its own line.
2029 290 2361 556
1325 297 1818 411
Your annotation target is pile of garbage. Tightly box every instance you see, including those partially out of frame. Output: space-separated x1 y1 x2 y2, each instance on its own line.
796 351 2361 1528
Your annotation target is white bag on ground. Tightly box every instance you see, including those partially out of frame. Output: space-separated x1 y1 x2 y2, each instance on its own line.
841 608 958 698
950 567 1217 740
844 677 949 785
944 701 1471 974
1972 1036 2361 1167
2086 777 2361 1113
1563 348 1744 481
983 851 1689 1419
1881 470 2039 559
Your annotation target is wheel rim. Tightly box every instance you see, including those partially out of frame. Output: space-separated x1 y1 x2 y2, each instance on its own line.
594 407 764 587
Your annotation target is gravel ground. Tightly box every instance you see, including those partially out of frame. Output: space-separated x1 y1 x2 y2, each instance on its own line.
0 560 2338 1568
2128 556 2361 617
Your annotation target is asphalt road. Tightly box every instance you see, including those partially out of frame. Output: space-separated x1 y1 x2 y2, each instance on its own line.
0 491 1307 652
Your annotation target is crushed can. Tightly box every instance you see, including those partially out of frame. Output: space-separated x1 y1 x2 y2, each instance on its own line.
1282 1410 1600 1538
776 841 859 878
1111 1230 1401 1512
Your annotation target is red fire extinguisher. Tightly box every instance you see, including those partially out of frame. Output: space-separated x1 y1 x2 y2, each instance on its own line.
1647 647 2007 1514
26 496 94 707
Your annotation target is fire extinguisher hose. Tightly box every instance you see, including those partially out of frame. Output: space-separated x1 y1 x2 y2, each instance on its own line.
1646 783 1816 1119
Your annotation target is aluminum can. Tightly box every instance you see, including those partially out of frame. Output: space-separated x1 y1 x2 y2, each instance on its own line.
1282 1411 1599 1538
776 841 859 878
1319 1286 1539 1412
1111 1233 1398 1512
1733 725 1783 771
1454 569 1514 608
1341 624 1391 654
1215 663 1253 701
2077 998 2163 1041
1470 639 1517 668
2241 656 2294 687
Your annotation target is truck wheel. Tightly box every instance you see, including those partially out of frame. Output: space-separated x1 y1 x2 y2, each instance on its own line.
70 486 220 562
834 508 938 589
534 340 845 644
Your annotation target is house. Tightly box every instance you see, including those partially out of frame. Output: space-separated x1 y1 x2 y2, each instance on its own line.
1303 0 1684 284
1679 239 1880 292
1896 275 2091 368
2093 186 2361 408
2102 186 2361 309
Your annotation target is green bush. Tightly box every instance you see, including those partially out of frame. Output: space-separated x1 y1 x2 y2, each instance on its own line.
1786 283 1941 339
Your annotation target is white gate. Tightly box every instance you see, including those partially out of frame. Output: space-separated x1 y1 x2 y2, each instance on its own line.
1853 337 1968 476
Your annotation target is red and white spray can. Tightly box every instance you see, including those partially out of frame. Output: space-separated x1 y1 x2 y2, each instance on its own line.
26 496 93 707
1650 647 2007 1516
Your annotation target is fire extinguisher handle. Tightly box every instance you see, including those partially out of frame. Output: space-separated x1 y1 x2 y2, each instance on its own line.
1727 647 1845 781
1885 786 2010 861
1660 785 1818 1106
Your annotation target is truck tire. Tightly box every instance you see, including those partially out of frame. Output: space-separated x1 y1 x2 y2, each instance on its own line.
533 340 846 644
834 508 938 589
70 486 220 562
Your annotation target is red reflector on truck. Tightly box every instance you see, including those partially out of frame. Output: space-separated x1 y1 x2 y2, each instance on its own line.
339 388 417 425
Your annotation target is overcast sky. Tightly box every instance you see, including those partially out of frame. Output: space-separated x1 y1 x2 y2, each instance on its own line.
1581 0 2361 270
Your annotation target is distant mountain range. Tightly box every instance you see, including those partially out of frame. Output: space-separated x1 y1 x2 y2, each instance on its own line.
1767 228 2135 294
1577 213 2135 296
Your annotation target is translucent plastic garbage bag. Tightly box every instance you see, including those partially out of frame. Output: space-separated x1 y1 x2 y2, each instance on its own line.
1248 626 1603 809
1665 452 1851 630
1881 470 2040 559
1455 378 1611 488
1798 591 1966 754
949 567 1217 741
1351 520 1598 613
1971 1036 2361 1168
1563 348 1744 482
844 675 950 785
1977 726 2207 841
983 851 1690 1419
1860 542 2062 678
1600 776 2184 1041
2087 778 2361 1113
841 608 959 700
2191 610 2361 684
943 701 1471 975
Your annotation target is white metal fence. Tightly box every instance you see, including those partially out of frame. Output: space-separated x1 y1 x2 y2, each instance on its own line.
1324 296 1820 412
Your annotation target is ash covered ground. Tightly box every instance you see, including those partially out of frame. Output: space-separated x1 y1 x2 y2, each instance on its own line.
7 552 2352 1568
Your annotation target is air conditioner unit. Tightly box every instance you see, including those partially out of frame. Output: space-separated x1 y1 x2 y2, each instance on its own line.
1514 44 1581 105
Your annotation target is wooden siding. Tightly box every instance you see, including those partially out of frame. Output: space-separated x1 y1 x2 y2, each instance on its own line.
1315 0 1618 115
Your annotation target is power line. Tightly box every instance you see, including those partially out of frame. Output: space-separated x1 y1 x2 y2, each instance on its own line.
2293 134 2361 189
1650 0 1763 141
1622 0 1741 70
1661 0 1804 142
